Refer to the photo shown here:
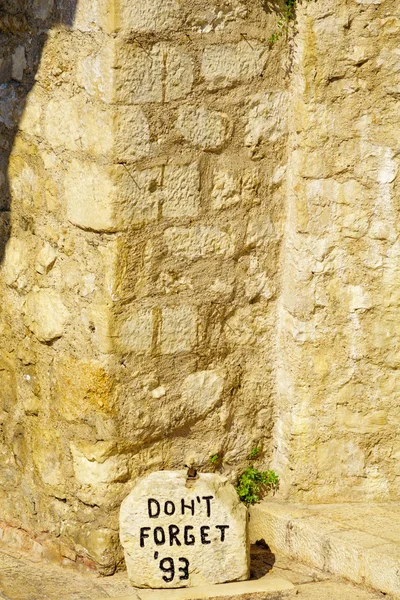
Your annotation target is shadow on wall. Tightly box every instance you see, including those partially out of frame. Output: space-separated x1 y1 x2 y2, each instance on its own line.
0 0 77 264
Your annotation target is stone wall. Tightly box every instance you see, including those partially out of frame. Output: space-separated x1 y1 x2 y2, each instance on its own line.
0 0 288 572
1 0 399 575
274 0 400 502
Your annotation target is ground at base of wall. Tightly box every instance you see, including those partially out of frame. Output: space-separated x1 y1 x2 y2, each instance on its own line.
0 541 393 600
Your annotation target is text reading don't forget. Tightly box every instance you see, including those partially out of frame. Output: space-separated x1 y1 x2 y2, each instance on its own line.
138 495 231 583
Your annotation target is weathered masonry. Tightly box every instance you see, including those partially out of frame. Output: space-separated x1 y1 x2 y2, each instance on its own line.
0 0 399 573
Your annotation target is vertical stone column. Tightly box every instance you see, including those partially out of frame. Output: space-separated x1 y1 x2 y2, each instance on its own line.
274 0 400 502
1 0 123 573
1 0 289 571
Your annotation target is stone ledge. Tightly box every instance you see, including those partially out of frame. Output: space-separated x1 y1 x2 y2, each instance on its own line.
96 575 294 600
249 501 400 599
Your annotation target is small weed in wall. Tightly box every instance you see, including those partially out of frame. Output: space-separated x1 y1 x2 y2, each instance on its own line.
210 453 221 465
248 446 261 459
236 467 279 505
268 0 297 45
209 452 223 470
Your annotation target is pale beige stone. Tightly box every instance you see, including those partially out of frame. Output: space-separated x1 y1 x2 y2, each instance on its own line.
250 501 400 599
32 428 66 487
18 96 42 137
176 107 233 150
115 107 151 161
73 0 115 33
65 160 117 232
211 171 241 210
115 45 163 104
160 306 197 353
116 0 183 33
120 471 249 588
164 226 234 260
70 443 129 485
202 41 268 89
44 96 113 155
3 0 400 576
246 214 274 247
36 242 57 275
76 44 115 103
9 161 40 209
119 166 162 226
245 92 287 151
2 237 30 288
162 164 200 218
151 386 166 399
180 370 225 421
337 407 387 434
347 285 372 312
165 48 194 101
23 290 69 342
117 309 154 354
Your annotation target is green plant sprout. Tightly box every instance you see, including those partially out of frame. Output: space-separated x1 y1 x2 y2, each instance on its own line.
236 467 279 505
268 0 297 45
248 446 261 459
209 453 222 465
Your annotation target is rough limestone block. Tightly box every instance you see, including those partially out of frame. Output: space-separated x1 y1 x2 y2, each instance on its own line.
162 164 200 218
176 107 233 150
65 160 117 232
120 471 249 588
165 48 194 101
155 369 225 432
73 0 115 33
9 155 41 209
32 428 66 487
119 166 162 226
2 237 30 288
76 44 115 103
44 96 113 155
116 0 183 33
115 45 163 104
117 309 154 354
53 356 115 424
324 529 382 585
201 41 268 89
36 242 57 274
66 162 160 232
211 170 241 210
245 214 274 248
245 92 288 152
160 306 197 354
70 443 129 485
180 370 225 422
18 92 42 136
115 107 151 162
23 289 69 342
164 226 234 260
249 502 310 553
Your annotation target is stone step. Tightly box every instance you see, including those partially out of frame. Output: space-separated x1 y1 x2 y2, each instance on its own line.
96 575 294 600
249 500 400 599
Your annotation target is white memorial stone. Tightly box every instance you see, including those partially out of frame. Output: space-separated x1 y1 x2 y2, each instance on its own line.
120 471 249 588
